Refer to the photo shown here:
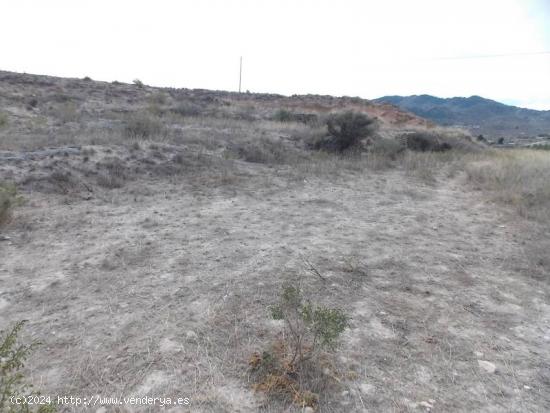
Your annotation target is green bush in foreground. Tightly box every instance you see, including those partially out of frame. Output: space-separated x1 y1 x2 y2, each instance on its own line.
270 284 349 358
0 321 56 413
249 284 349 409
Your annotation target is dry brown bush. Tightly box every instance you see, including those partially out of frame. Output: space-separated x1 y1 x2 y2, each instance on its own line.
96 158 127 188
124 113 165 139
225 138 301 165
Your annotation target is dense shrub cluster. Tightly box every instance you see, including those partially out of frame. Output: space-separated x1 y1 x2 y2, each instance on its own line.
403 131 452 152
309 111 377 152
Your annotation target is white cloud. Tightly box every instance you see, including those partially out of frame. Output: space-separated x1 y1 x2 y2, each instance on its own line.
1 0 549 109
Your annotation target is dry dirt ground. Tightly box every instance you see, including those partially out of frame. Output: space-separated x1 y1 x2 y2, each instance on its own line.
1 151 549 412
0 71 549 412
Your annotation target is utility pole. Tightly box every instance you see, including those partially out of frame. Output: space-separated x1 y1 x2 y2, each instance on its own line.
238 56 242 93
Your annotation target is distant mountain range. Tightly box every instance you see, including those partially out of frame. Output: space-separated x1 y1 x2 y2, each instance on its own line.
374 95 550 139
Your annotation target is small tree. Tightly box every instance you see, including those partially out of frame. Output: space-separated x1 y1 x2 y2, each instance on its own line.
270 284 349 365
325 111 377 152
250 284 349 408
133 79 144 88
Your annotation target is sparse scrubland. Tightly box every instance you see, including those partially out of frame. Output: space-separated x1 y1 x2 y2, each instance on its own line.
0 71 549 412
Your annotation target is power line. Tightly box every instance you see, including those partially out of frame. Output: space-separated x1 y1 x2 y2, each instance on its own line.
433 50 550 60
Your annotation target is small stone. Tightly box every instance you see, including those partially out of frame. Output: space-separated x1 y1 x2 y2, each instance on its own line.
304 407 315 413
186 330 198 341
419 401 433 409
428 399 435 404
523 385 531 390
477 360 497 374
359 382 374 395
474 351 484 357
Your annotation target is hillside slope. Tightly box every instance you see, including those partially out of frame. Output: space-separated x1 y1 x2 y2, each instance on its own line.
0 70 432 151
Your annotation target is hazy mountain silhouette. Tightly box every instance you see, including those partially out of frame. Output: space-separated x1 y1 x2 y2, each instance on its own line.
374 95 550 138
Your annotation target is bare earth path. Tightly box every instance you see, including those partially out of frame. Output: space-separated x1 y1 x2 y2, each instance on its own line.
1 164 549 412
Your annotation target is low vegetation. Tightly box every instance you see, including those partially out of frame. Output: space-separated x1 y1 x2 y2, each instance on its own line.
0 321 56 413
0 182 21 227
272 109 294 122
0 112 8 128
225 138 300 164
249 284 349 409
313 111 377 152
465 149 550 221
170 102 202 118
132 79 144 88
124 113 165 139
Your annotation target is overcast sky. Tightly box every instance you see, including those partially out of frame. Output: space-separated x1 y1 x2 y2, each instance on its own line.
2 0 549 109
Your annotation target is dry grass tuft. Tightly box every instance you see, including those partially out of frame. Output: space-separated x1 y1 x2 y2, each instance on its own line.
225 138 301 165
124 113 165 139
96 158 127 188
464 149 550 221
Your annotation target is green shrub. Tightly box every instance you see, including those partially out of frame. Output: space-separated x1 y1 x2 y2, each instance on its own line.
0 112 8 128
313 111 377 152
250 284 349 408
270 284 349 358
0 182 22 227
133 79 144 88
0 321 56 412
402 131 452 152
